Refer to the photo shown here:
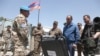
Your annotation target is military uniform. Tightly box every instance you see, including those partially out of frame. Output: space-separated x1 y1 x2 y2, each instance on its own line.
32 27 44 56
77 28 83 56
49 28 62 37
49 21 62 38
81 23 96 56
13 14 29 56
77 23 83 56
2 28 14 55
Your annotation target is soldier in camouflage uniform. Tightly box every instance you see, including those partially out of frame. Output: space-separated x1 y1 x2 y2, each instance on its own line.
2 25 14 55
77 23 83 56
49 21 62 37
12 6 30 56
33 23 44 56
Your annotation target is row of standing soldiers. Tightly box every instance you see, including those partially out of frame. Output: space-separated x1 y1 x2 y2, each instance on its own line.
0 17 62 56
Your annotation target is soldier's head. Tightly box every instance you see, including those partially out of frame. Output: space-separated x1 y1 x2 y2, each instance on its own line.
16 14 26 24
20 6 30 18
66 15 73 25
93 17 100 30
53 21 58 29
6 25 11 31
83 15 91 24
37 23 42 29
77 23 82 30
93 17 100 24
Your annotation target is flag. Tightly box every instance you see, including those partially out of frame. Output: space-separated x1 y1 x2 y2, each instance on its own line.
28 1 40 11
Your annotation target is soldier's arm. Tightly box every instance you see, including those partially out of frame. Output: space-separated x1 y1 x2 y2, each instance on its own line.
59 28 63 36
49 30 56 37
2 30 7 40
13 21 21 36
36 30 44 35
93 32 100 39
0 30 3 37
13 21 19 31
2 30 6 36
32 28 37 36
93 26 100 39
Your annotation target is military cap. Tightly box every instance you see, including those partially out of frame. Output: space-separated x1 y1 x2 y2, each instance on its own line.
20 6 30 11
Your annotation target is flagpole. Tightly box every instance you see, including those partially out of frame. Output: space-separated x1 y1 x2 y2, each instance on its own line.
38 8 40 24
37 0 41 24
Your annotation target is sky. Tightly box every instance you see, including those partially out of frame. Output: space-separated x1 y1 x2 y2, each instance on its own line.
0 0 100 30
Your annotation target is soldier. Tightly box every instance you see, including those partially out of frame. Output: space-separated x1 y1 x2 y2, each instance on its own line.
81 15 100 56
12 6 30 56
33 23 44 56
77 23 83 56
92 17 100 54
49 21 62 37
2 25 13 55
77 23 83 36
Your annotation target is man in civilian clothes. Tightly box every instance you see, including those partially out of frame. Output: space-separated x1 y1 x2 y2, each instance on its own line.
63 15 80 56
